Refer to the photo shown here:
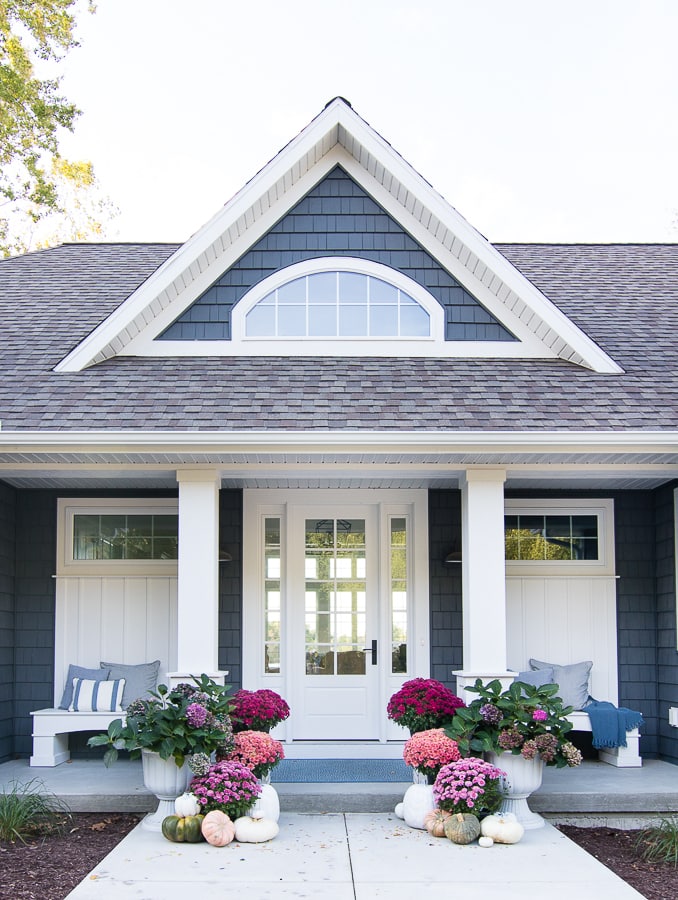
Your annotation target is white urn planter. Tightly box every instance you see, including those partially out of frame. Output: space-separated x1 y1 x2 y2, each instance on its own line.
141 749 192 832
402 783 436 829
487 751 545 830
251 782 280 823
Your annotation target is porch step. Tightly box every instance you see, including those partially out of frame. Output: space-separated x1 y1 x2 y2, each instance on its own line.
3 758 678 826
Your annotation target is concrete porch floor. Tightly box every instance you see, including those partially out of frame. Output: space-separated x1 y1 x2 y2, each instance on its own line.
2 757 677 828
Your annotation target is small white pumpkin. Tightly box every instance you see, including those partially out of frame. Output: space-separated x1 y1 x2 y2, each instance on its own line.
394 802 405 819
234 815 280 843
174 792 201 818
478 836 494 848
480 813 525 845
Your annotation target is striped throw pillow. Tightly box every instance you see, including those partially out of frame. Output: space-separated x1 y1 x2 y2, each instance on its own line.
69 678 126 712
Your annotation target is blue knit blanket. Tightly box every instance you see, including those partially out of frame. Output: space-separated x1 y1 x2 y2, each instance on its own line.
582 700 644 749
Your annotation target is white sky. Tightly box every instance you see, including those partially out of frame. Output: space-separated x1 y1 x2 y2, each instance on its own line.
57 0 678 244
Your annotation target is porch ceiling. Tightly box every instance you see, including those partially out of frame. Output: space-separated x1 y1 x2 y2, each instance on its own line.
0 432 677 490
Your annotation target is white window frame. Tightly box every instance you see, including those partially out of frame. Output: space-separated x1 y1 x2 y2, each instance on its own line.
230 257 445 355
504 498 615 577
57 498 179 576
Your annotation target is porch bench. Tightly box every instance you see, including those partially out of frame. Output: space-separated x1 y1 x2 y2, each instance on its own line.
30 708 126 767
567 710 641 768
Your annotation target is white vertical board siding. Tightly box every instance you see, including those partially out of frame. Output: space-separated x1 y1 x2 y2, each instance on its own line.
506 576 618 705
54 576 178 706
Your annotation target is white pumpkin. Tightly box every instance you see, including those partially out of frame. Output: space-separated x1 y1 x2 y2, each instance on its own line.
394 802 405 819
480 813 525 845
234 815 280 843
174 792 201 818
478 836 494 848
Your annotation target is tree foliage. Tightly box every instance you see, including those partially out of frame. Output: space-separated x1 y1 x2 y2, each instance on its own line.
0 1 113 255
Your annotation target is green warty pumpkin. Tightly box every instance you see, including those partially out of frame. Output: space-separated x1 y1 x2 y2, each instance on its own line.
161 814 205 843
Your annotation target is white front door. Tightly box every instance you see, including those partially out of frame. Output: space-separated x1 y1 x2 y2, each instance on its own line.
242 489 430 746
290 507 379 739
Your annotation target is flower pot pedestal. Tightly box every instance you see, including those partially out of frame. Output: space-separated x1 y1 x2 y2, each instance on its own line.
487 751 545 830
141 749 192 832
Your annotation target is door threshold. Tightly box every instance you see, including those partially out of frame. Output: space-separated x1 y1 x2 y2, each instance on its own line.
282 741 405 760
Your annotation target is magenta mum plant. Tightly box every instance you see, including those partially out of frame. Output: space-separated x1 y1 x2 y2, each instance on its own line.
230 689 290 733
387 678 465 734
190 759 261 819
433 757 505 818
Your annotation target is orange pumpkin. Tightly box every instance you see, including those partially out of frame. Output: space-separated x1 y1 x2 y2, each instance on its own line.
423 808 451 838
201 810 236 847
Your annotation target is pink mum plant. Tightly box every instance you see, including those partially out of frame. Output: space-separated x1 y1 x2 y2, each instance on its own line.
222 729 285 779
403 728 461 781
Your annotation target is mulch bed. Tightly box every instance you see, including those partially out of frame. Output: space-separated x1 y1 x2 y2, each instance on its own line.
1 815 678 899
560 825 678 900
0 812 141 900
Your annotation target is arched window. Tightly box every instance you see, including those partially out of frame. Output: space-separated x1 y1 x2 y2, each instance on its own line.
245 269 431 339
230 258 444 353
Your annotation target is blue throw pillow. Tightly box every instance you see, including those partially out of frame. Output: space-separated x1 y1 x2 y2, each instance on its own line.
513 667 554 688
59 665 110 709
100 660 160 708
529 658 593 710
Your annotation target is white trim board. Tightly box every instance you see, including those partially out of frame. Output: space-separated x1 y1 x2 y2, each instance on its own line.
54 99 622 374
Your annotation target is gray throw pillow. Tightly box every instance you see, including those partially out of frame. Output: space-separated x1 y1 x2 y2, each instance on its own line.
59 665 110 709
513 667 554 689
100 660 160 708
529 658 592 710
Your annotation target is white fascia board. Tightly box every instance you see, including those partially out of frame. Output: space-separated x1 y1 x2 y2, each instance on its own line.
332 118 622 374
55 98 621 373
55 105 349 373
0 430 677 456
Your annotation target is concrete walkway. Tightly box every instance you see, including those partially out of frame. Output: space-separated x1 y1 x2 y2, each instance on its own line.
65 813 645 900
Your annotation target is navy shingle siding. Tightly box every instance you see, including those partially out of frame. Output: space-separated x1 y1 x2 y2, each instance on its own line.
159 167 515 343
0 482 16 762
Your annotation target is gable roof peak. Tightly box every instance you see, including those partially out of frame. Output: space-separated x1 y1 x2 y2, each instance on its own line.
55 101 622 375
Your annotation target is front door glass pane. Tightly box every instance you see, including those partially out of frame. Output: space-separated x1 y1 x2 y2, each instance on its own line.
391 517 408 673
305 518 366 676
264 517 282 673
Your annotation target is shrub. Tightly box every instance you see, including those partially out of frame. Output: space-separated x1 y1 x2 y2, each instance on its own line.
0 779 70 843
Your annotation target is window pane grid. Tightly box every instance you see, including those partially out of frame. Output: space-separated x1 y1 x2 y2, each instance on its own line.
390 517 408 673
73 514 178 560
264 517 282 674
246 272 430 338
505 514 599 561
305 518 367 676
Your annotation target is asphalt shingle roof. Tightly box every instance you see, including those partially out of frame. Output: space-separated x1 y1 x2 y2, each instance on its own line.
1 241 677 432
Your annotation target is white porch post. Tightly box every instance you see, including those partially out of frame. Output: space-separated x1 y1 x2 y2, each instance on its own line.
454 468 515 703
170 469 226 686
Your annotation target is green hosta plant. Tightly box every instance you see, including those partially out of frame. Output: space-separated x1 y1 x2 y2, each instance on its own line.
445 678 583 768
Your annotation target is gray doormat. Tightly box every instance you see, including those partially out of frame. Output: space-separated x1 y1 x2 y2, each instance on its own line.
271 758 411 783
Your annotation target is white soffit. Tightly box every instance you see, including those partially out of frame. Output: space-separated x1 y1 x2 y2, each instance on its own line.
54 99 622 375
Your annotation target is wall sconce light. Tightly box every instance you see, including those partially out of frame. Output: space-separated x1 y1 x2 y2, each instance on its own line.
444 540 462 564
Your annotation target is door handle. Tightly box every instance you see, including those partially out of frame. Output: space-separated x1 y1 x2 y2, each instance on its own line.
362 639 377 666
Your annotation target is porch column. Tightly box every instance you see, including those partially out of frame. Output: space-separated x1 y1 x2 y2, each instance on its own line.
454 468 515 702
172 469 224 683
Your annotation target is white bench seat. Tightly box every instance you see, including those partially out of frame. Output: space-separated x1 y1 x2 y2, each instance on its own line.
567 710 641 767
30 708 126 767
